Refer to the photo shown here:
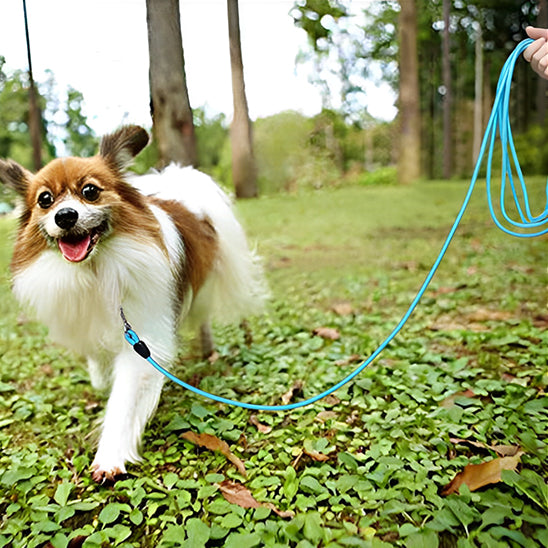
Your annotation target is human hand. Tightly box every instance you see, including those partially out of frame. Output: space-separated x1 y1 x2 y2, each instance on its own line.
524 26 548 79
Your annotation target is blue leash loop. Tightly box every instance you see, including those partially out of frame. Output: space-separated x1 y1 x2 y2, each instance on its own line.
122 38 546 411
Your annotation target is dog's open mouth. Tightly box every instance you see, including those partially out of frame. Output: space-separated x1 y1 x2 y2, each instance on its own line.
58 225 105 263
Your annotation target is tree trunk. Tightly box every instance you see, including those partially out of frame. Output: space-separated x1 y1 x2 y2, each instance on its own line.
27 79 42 171
227 0 258 198
441 0 452 178
23 0 42 171
472 25 483 165
397 0 421 184
536 0 548 125
146 0 197 167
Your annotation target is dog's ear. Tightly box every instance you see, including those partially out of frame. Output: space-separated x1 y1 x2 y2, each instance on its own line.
0 159 32 196
99 125 149 171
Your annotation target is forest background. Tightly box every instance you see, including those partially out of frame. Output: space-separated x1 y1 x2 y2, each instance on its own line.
0 0 547 204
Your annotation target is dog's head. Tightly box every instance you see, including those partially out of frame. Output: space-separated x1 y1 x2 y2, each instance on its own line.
0 126 149 264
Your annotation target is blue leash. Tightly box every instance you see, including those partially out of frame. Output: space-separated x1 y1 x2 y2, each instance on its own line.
122 38 547 411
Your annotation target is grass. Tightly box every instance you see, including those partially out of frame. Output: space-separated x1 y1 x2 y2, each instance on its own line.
0 179 547 548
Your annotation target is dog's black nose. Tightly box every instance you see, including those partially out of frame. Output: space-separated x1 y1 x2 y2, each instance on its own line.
55 207 79 229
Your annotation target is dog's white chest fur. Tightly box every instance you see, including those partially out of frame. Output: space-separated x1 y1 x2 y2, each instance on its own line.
12 236 175 359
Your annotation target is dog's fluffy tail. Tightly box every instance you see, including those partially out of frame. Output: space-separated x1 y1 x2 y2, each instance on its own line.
131 165 269 326
190 214 269 326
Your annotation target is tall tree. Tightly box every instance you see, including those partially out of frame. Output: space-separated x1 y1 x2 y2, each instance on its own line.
441 0 452 178
535 0 547 125
146 0 197 167
397 0 421 184
227 0 258 198
23 0 42 171
472 24 484 164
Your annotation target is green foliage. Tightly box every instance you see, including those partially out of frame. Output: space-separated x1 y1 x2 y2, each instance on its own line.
0 57 54 168
131 136 159 175
477 124 548 179
254 110 391 194
1 180 547 546
291 0 348 52
130 109 230 177
291 0 547 180
129 109 395 195
0 58 97 172
194 108 229 172
61 87 98 157
509 125 548 175
253 111 316 193
355 166 397 186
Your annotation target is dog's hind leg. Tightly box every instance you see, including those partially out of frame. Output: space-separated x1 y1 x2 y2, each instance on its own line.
87 354 111 391
200 322 215 358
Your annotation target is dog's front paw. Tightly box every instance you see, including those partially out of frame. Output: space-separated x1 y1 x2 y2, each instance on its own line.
91 462 127 483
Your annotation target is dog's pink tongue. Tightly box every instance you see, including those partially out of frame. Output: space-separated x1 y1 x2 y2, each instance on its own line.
58 236 90 262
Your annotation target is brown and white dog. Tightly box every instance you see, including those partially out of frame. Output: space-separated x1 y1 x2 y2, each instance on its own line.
0 126 267 481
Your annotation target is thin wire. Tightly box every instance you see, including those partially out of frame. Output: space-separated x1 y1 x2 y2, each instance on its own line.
123 38 546 411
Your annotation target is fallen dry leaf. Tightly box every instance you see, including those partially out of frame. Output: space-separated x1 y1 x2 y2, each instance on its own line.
468 308 513 322
431 286 458 297
532 313 548 328
313 327 341 340
303 447 330 462
441 453 522 496
398 260 418 271
440 389 476 409
44 537 87 548
316 410 337 422
249 415 272 434
332 302 354 316
281 380 304 405
39 364 55 376
470 238 483 252
491 445 523 457
323 394 341 407
218 480 294 518
430 315 487 332
449 438 521 457
500 372 529 386
334 354 362 366
218 480 260 508
181 431 246 476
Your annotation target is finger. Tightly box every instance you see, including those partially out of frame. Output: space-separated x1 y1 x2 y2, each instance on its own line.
526 26 548 40
523 39 544 62
532 43 548 65
533 44 548 74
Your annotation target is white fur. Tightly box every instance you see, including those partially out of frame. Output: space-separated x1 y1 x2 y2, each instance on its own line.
129 165 268 325
13 165 267 479
41 197 108 239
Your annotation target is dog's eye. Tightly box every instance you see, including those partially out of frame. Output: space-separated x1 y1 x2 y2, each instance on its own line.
82 183 101 202
37 191 54 209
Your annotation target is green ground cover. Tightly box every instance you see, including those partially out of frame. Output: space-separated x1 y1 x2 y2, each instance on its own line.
0 179 546 547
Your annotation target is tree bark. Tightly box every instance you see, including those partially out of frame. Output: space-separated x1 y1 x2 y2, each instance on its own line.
23 0 42 171
536 0 548 125
441 0 452 178
472 25 483 165
397 0 421 184
227 0 258 198
146 0 197 167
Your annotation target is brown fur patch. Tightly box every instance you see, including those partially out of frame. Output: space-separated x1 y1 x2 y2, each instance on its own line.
149 197 218 299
